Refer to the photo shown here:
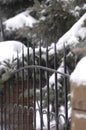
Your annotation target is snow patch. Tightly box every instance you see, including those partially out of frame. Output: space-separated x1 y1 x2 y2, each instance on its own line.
56 13 86 50
48 13 86 56
82 4 86 10
75 113 86 119
49 62 65 89
70 56 86 86
4 10 37 30
0 40 27 62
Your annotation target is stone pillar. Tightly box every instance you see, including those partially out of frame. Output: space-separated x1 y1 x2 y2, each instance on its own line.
70 56 86 130
71 82 86 130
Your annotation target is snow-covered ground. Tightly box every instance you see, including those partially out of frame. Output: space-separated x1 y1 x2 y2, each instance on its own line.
36 101 71 129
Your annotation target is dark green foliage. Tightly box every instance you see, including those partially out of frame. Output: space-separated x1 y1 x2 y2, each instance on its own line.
30 0 76 46
74 0 86 5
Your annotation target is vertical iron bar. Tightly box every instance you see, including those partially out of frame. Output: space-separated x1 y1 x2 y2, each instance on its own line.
39 41 43 130
27 42 30 130
46 42 50 130
12 77 15 130
8 80 10 130
0 18 5 41
17 52 19 130
4 83 6 130
1 88 3 130
33 42 36 130
22 45 24 130
64 44 68 130
0 92 1 129
54 43 59 130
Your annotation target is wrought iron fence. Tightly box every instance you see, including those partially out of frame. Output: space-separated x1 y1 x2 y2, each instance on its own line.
0 42 70 130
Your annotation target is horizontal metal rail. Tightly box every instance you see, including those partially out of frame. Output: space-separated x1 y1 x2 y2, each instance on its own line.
15 65 69 78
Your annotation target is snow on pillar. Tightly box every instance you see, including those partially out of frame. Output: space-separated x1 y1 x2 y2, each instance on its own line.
70 56 86 130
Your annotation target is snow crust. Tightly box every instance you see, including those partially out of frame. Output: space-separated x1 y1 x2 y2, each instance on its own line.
70 56 86 86
3 10 37 30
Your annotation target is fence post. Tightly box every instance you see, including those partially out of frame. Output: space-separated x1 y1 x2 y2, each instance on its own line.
70 57 86 130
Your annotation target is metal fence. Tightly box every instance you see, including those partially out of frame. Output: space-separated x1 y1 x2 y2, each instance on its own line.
0 42 70 130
